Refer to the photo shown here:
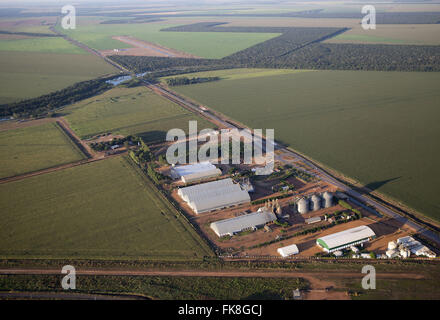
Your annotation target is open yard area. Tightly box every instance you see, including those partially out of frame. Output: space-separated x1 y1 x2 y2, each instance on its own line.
0 156 212 260
0 51 117 104
58 20 280 59
64 86 213 141
170 69 440 222
0 121 85 179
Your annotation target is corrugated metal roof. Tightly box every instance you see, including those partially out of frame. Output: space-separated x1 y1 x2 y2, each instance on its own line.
317 225 376 250
277 244 299 257
210 209 276 237
172 162 217 178
181 168 222 183
178 178 250 214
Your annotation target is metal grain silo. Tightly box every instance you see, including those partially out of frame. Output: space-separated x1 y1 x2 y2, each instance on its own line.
311 194 322 211
297 198 309 214
323 191 334 208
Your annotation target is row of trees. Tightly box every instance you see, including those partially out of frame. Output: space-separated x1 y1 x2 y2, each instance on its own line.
166 76 220 86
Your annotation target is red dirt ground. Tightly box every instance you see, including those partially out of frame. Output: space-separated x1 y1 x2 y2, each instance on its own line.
100 36 200 58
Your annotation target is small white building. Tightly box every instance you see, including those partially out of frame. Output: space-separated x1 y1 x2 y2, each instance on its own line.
388 241 397 250
277 244 299 258
305 216 321 225
386 249 399 258
333 250 343 257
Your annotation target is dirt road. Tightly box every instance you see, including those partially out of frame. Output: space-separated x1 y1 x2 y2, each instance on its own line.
0 268 426 300
0 117 123 185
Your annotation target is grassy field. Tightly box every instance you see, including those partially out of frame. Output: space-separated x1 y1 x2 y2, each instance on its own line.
0 274 307 299
0 51 117 104
170 69 440 222
58 20 280 59
162 68 311 82
0 156 212 260
64 86 213 141
326 24 440 45
0 37 87 54
0 122 86 179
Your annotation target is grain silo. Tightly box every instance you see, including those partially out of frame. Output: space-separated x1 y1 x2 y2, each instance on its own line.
297 198 309 214
310 194 322 211
323 191 334 208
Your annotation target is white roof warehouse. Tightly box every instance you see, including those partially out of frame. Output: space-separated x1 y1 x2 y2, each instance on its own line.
210 208 277 237
316 225 376 253
171 162 222 184
178 178 251 214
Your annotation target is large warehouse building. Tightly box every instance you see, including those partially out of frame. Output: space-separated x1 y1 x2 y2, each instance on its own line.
178 178 251 214
210 208 276 237
170 162 222 184
316 225 376 253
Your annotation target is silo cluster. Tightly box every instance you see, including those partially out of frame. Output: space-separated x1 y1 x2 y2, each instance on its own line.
296 192 334 214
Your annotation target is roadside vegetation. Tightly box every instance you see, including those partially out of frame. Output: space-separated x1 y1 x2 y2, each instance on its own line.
0 274 308 300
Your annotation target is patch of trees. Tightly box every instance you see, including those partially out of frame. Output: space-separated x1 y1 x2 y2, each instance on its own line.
109 55 221 73
90 135 138 152
0 77 114 118
166 76 220 86
262 43 440 72
109 26 440 74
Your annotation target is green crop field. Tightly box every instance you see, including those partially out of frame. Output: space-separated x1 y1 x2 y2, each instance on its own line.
0 37 87 54
64 86 213 141
170 69 440 222
0 51 117 104
0 122 86 179
58 20 280 59
0 156 212 260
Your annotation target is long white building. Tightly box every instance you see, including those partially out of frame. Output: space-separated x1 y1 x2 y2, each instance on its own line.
170 162 222 184
210 208 276 237
178 178 250 214
316 225 376 253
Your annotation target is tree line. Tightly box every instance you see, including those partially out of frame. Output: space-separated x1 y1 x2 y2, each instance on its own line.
0 76 114 118
166 76 220 86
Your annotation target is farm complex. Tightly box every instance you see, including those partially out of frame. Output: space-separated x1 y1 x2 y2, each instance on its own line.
0 0 440 301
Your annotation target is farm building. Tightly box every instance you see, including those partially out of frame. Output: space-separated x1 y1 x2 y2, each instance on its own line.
170 161 222 183
277 244 299 258
316 225 376 253
305 216 321 224
397 236 436 258
178 178 250 214
210 207 276 237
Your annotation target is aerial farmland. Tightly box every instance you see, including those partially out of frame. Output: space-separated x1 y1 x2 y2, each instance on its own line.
0 0 440 304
